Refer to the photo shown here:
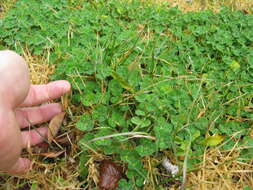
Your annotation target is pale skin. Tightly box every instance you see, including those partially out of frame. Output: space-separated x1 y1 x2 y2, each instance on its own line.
0 50 71 174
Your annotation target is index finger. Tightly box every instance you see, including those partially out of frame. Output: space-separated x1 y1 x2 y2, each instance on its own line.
20 80 71 107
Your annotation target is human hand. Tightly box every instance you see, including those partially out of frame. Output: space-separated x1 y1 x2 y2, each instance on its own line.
0 50 71 174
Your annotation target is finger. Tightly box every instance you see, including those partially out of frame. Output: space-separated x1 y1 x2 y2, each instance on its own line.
20 80 71 107
21 127 48 148
15 103 62 128
7 158 31 174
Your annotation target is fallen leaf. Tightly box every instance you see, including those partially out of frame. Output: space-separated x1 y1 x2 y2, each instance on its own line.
39 150 65 158
61 92 70 110
243 10 249 14
37 142 49 148
99 160 123 190
178 156 185 161
204 134 225 146
55 136 70 144
48 112 65 143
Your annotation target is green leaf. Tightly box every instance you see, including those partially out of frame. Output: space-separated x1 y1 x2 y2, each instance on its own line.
230 60 240 70
109 79 123 96
131 117 151 128
117 179 135 190
81 92 100 106
79 133 95 151
79 153 89 178
243 186 252 190
154 117 173 149
76 114 94 131
92 105 109 123
131 117 142 125
93 128 114 146
120 150 142 170
111 71 134 92
204 134 225 146
135 109 146 116
136 142 157 157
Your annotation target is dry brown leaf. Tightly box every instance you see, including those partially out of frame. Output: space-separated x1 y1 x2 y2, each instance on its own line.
98 160 123 190
39 150 65 158
61 92 70 110
55 136 70 144
48 112 65 143
37 142 49 148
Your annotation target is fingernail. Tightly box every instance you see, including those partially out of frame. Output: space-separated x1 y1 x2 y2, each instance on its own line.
62 81 71 91
53 103 62 112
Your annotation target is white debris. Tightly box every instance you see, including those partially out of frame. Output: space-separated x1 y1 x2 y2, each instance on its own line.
162 158 179 177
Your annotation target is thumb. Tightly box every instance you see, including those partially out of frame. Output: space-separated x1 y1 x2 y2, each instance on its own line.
7 158 31 175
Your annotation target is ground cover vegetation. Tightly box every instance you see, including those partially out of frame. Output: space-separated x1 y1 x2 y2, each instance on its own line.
0 0 253 189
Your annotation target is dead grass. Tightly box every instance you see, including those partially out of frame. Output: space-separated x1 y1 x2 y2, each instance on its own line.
22 47 55 84
0 0 16 18
154 0 253 13
187 148 253 190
